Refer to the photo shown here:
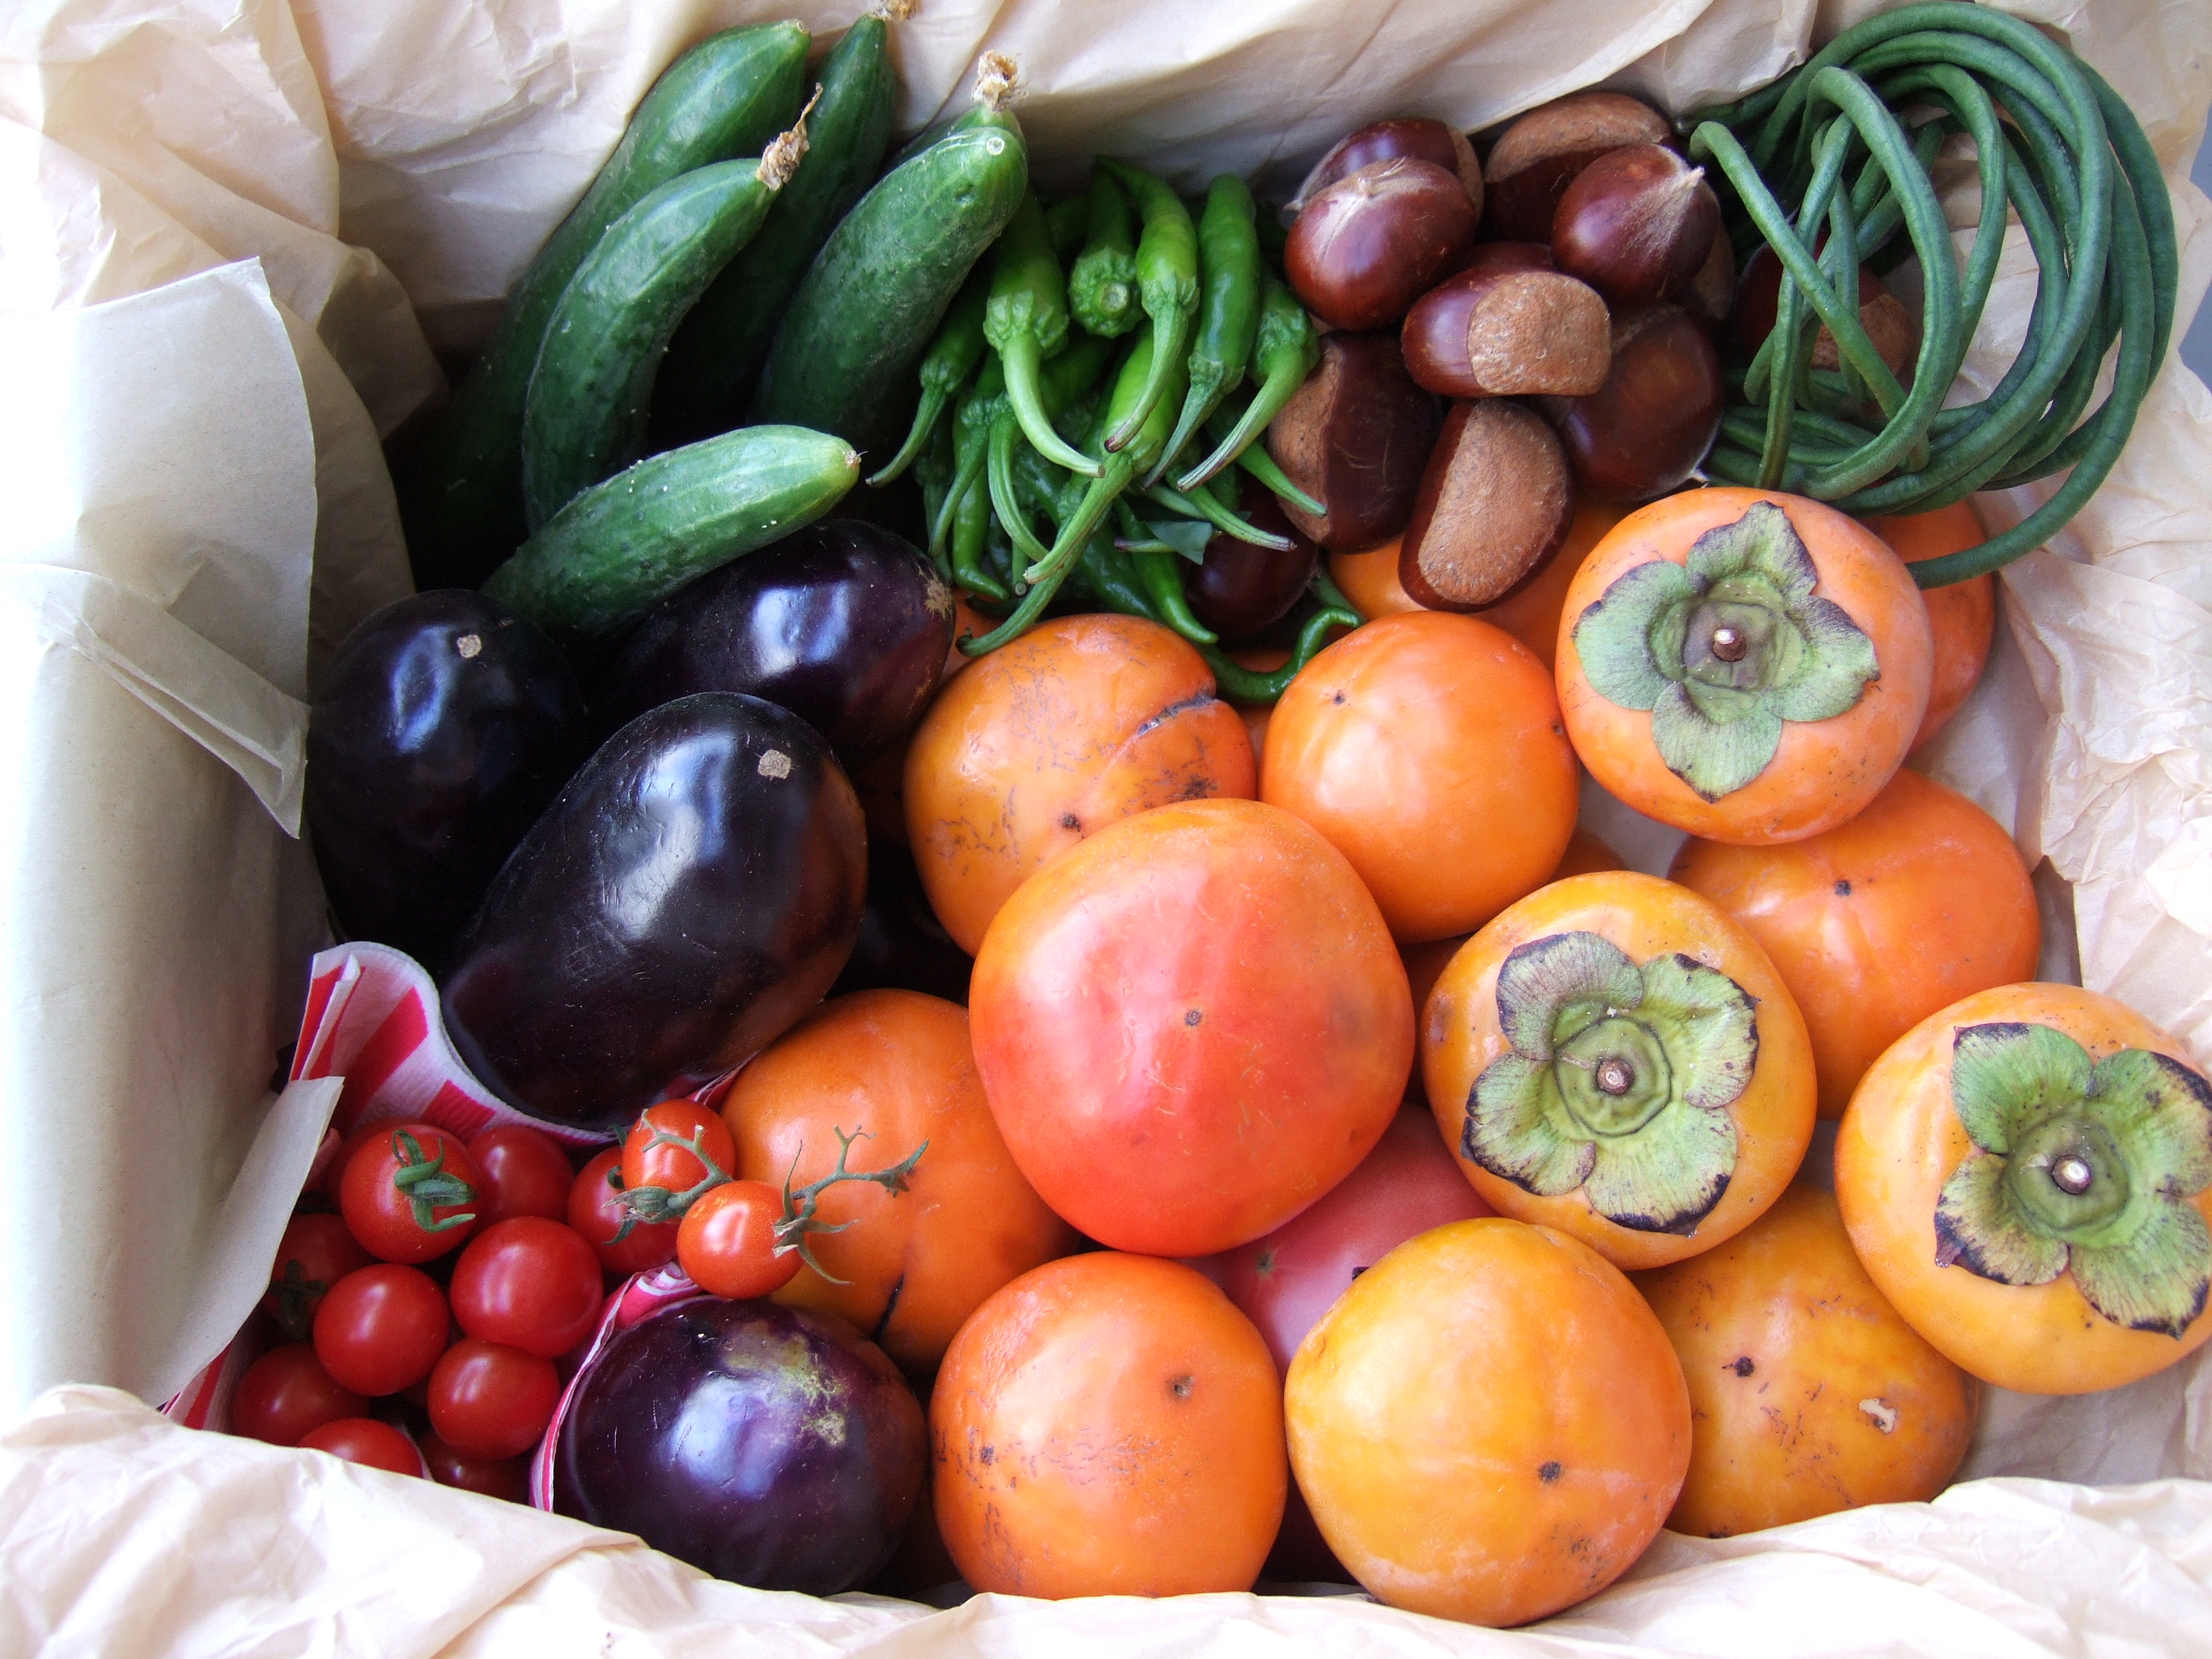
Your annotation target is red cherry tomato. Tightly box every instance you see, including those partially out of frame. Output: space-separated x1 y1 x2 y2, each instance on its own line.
339 1122 485 1264
262 1214 374 1341
621 1099 737 1201
677 1180 802 1300
426 1337 562 1460
568 1149 679 1277
448 1217 603 1358
313 1263 450 1396
465 1125 575 1224
229 1344 368 1447
419 1430 530 1503
297 1417 423 1476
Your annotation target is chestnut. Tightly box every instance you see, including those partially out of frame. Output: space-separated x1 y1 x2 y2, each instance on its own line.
1286 158 1480 332
1267 332 1443 552
1401 266 1610 398
1680 192 1736 330
1551 144 1720 308
1541 304 1722 502
1399 401 1573 611
1734 244 1918 379
1185 477 1320 641
1292 117 1483 216
1482 91 1672 242
1459 241 1555 277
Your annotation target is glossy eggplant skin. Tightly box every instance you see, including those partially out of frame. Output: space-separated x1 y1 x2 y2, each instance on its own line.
440 693 865 1134
1186 475 1320 641
592 519 954 767
305 590 586 969
555 1298 926 1593
831 840 973 1004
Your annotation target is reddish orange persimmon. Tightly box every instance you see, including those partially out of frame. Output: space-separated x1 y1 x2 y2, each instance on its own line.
1864 503 1998 753
1837 983 2212 1394
1672 768 2040 1118
853 596 1000 848
1285 1219 1689 1625
933 1253 1286 1598
1635 1184 1978 1538
1328 535 1417 620
1423 871 1817 1270
1556 488 1932 844
903 613 1254 952
1264 612 1580 942
720 990 1079 1374
970 798 1411 1257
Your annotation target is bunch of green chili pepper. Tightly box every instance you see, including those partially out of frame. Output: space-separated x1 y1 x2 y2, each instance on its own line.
1688 0 2175 587
871 164 1341 694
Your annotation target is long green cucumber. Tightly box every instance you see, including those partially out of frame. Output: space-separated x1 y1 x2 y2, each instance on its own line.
523 154 791 530
482 426 860 642
391 22 809 588
754 103 1028 454
656 16 899 436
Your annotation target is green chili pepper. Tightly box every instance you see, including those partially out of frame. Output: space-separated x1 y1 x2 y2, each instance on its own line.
1068 169 1142 338
1095 159 1201 454
935 356 1007 596
914 414 956 580
1139 481 1292 552
984 192 1101 476
870 265 992 486
1177 276 1318 490
986 328 1113 574
1200 602 1356 704
949 438 1000 601
1132 543 1219 645
1223 426 1325 518
1151 176 1261 485
1045 194 1089 261
1074 532 1160 621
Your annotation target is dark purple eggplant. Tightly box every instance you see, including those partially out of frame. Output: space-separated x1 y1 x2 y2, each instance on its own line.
440 693 864 1134
1186 476 1320 641
555 1298 926 1593
305 590 585 969
592 519 955 767
832 840 973 1004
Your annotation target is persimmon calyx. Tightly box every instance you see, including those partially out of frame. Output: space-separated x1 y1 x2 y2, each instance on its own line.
1464 930 1755 1234
773 1126 928 1284
1933 1021 2212 1337
1572 502 1878 801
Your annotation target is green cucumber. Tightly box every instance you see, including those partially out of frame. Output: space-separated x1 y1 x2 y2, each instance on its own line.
753 106 1028 454
656 16 900 436
483 426 860 642
391 22 809 589
522 157 788 530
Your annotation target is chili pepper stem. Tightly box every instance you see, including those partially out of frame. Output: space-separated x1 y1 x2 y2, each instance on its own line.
1179 360 1301 491
1104 308 1193 453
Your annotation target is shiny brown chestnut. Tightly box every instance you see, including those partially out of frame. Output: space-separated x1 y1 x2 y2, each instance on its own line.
1541 304 1722 503
1459 242 1556 277
1267 332 1443 552
1550 144 1720 308
1482 91 1672 242
1401 266 1611 399
1679 184 1735 329
1185 476 1320 641
1399 401 1573 612
1292 117 1483 215
1286 158 1480 332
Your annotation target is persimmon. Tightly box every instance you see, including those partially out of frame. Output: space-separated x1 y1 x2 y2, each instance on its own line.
1264 611 1579 942
1836 983 2212 1394
1423 871 1816 1270
720 990 1080 1374
933 1253 1286 1598
903 613 1254 952
1285 1218 1689 1625
1864 503 1995 752
1557 487 1932 843
970 798 1410 1257
1635 1184 1978 1538
1672 768 2039 1118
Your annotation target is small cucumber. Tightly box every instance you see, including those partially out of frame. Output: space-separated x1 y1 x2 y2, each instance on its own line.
656 15 900 436
523 158 787 529
754 108 1028 453
483 426 860 642
391 23 809 588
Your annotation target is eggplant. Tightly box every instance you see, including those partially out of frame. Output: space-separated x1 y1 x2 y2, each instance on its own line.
831 840 974 1004
440 693 865 1134
304 590 586 969
1185 475 1320 642
592 519 955 767
555 1298 927 1593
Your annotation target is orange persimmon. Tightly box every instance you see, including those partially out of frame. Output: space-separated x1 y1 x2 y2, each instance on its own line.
1864 503 1996 752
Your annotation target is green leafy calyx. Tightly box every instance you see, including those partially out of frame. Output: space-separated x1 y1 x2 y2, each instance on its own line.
1934 1022 2212 1338
1571 502 1879 801
1463 931 1758 1234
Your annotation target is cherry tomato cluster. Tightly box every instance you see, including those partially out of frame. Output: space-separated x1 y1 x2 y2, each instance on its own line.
231 1118 665 1497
